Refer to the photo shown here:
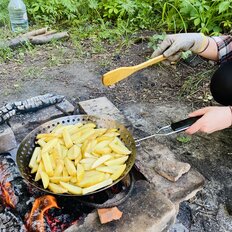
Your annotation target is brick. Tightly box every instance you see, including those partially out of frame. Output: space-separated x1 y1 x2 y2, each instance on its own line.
78 97 130 126
55 99 75 115
0 124 17 153
65 180 176 232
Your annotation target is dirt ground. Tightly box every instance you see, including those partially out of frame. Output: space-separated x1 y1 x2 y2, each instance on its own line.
1 36 232 231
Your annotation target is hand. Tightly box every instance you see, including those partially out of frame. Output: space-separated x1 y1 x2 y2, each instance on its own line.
185 106 232 134
151 33 209 61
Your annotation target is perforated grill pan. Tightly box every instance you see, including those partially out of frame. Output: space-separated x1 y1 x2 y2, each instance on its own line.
16 115 136 196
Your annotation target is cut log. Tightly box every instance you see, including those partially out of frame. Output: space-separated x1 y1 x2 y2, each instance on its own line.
30 32 69 44
8 28 47 48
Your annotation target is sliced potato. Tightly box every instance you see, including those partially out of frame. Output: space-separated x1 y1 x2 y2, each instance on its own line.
76 163 85 182
105 156 128 166
60 182 82 194
110 164 126 181
67 145 81 160
77 172 105 188
109 141 131 155
48 183 68 194
29 147 40 168
82 178 113 195
53 159 64 176
40 171 49 188
42 138 58 153
49 176 71 184
63 128 73 149
64 158 76 176
41 152 54 176
91 155 112 169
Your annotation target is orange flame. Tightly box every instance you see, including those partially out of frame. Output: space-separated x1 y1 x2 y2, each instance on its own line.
1 182 15 208
27 195 59 232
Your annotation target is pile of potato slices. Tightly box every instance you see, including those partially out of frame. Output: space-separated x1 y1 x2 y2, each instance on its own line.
28 122 132 195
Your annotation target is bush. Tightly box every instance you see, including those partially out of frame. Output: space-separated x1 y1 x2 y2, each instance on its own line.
1 0 232 35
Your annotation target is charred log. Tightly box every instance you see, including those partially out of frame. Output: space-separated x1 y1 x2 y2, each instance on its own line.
0 94 64 124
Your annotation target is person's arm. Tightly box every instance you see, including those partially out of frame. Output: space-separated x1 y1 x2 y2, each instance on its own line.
198 37 218 61
151 33 220 62
185 106 232 134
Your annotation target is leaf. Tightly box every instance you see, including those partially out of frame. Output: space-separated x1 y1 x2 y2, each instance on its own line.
219 2 230 14
194 18 200 26
176 136 191 143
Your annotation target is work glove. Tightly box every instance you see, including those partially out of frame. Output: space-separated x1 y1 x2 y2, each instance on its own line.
151 33 209 61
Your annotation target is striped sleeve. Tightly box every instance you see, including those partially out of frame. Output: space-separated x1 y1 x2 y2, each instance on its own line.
212 35 232 63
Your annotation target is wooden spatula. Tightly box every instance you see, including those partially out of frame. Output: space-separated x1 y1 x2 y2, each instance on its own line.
102 55 165 86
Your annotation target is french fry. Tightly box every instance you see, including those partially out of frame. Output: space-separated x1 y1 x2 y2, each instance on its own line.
82 178 113 195
62 166 69 177
41 152 54 176
36 139 47 147
29 147 40 168
54 159 64 176
63 128 73 149
104 156 128 166
31 162 39 174
68 123 83 135
60 182 82 194
64 158 76 176
42 138 58 153
91 155 112 169
40 171 49 188
110 164 126 181
109 140 131 155
73 129 95 144
96 166 115 174
50 176 71 184
77 172 105 188
76 163 85 182
48 183 68 194
67 145 81 160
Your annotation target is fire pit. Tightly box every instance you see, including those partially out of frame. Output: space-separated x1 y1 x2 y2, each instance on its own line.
0 95 206 232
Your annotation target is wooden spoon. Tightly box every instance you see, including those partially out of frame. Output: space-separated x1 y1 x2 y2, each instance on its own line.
102 55 165 86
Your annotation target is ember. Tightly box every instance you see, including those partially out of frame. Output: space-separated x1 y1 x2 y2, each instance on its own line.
27 195 59 232
0 182 16 208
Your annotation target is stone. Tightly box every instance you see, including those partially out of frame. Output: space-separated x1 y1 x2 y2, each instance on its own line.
55 99 75 115
0 124 17 153
65 180 176 232
78 97 130 126
154 157 191 182
136 139 191 182
135 140 204 203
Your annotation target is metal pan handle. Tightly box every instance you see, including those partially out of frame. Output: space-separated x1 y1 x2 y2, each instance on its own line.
170 116 201 132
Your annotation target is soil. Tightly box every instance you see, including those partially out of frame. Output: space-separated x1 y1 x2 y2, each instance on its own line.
1 34 232 231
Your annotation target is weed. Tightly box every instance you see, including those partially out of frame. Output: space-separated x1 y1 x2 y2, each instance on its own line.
176 135 191 143
178 69 215 101
22 66 43 79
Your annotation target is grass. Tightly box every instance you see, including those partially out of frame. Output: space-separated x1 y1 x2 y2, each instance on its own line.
178 69 215 102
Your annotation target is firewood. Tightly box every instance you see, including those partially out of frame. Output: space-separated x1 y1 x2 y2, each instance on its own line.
30 32 69 45
8 28 47 48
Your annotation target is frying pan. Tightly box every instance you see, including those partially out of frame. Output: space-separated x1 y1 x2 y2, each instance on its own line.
16 114 200 196
16 115 136 196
